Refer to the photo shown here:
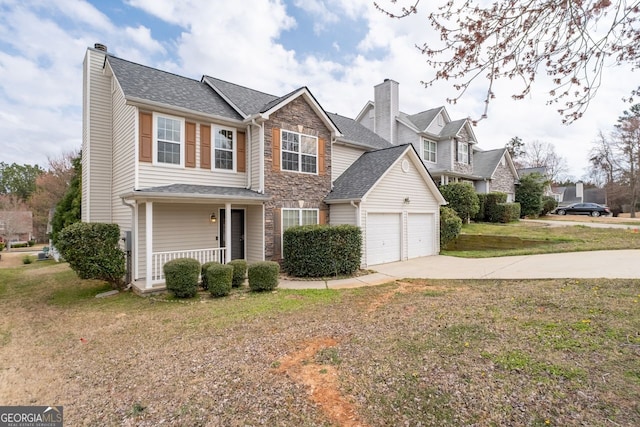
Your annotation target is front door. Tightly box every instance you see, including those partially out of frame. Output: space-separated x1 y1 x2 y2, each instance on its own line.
219 209 245 260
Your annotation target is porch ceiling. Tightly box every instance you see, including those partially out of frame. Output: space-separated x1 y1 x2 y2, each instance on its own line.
121 184 270 204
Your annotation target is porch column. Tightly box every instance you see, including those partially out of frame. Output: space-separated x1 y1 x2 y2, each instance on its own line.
225 202 232 263
145 201 153 289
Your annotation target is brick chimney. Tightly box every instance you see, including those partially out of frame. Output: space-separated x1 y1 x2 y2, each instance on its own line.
374 79 399 145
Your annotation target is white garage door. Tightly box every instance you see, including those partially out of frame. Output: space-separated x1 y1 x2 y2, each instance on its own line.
366 213 401 265
408 213 435 258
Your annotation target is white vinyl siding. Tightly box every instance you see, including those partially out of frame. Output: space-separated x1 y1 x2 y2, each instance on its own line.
82 48 113 223
332 144 364 181
328 204 357 226
110 81 136 230
138 122 246 188
245 205 264 263
250 125 261 190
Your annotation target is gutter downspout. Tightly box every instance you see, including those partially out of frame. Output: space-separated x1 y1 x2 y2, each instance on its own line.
350 200 361 228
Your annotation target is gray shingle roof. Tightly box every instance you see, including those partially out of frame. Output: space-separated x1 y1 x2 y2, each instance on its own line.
405 107 442 132
129 184 270 200
325 145 411 201
202 76 279 116
439 119 467 139
473 148 507 178
107 56 242 120
328 113 393 151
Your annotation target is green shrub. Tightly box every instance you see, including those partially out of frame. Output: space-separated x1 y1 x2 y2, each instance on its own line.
0 243 5 251
205 263 233 297
439 183 479 223
541 196 558 216
227 259 248 287
516 173 545 217
283 224 361 277
56 222 126 289
248 261 280 292
10 242 28 248
440 206 462 247
27 240 35 247
474 193 487 221
22 255 34 264
494 203 521 223
200 261 221 290
164 258 200 298
485 192 508 223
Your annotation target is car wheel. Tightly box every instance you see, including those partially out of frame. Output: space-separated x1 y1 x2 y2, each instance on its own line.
591 211 600 217
557 209 566 215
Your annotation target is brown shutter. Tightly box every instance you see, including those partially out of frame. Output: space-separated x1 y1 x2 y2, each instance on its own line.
319 210 327 225
201 124 211 169
139 111 153 162
185 122 196 168
237 131 246 172
272 208 281 260
272 127 280 171
318 137 325 176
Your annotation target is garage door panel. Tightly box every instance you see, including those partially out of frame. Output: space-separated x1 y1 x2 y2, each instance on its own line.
408 213 434 258
366 213 401 265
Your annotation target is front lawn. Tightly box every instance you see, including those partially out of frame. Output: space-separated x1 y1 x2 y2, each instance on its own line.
1 262 639 426
443 220 640 257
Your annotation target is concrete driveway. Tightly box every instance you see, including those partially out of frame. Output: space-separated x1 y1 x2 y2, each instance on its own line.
279 250 640 290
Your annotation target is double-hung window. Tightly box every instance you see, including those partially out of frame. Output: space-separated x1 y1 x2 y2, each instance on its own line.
282 208 319 233
281 130 317 174
457 141 469 164
422 138 437 163
214 128 235 171
155 114 184 166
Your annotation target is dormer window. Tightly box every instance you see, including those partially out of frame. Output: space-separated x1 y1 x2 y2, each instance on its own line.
457 141 469 164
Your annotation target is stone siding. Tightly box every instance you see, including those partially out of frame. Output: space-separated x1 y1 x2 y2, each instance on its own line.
263 96 332 260
491 157 517 199
453 129 474 175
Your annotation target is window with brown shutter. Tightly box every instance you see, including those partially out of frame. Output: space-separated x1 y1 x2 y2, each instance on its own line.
237 131 246 172
185 122 196 168
139 111 152 162
201 124 211 169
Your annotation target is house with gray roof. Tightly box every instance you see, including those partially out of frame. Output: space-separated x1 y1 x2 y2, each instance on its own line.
355 79 519 199
82 44 445 292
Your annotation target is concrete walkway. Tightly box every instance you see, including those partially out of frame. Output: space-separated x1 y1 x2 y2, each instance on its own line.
278 250 640 290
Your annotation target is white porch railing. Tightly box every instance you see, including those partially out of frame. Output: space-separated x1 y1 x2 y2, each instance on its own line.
151 248 226 283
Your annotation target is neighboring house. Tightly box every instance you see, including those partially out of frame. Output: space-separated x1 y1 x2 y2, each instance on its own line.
556 185 606 205
82 44 445 292
354 79 519 200
0 211 33 243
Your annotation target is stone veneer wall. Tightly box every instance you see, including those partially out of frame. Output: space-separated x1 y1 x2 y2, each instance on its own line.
491 157 517 197
263 96 332 260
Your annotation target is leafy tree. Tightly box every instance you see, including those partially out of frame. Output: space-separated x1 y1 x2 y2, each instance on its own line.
506 136 525 167
376 0 640 123
614 104 640 217
51 154 81 244
439 182 479 223
440 206 462 247
0 162 44 202
521 140 569 183
515 172 545 217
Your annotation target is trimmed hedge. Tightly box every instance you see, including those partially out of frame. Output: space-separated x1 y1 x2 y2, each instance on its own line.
474 193 487 222
541 196 558 216
248 261 279 292
56 222 126 289
164 258 200 298
200 261 221 290
205 263 233 297
485 192 508 223
228 259 248 287
440 206 462 247
494 202 521 223
283 224 361 277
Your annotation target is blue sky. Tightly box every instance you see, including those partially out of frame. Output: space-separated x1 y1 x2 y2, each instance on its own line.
0 0 637 179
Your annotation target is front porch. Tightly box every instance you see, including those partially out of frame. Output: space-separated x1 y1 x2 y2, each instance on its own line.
121 185 270 292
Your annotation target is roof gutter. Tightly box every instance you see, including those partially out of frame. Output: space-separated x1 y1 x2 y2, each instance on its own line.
119 190 270 202
126 97 244 127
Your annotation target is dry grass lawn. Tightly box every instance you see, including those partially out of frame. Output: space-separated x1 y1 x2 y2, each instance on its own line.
0 260 639 426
